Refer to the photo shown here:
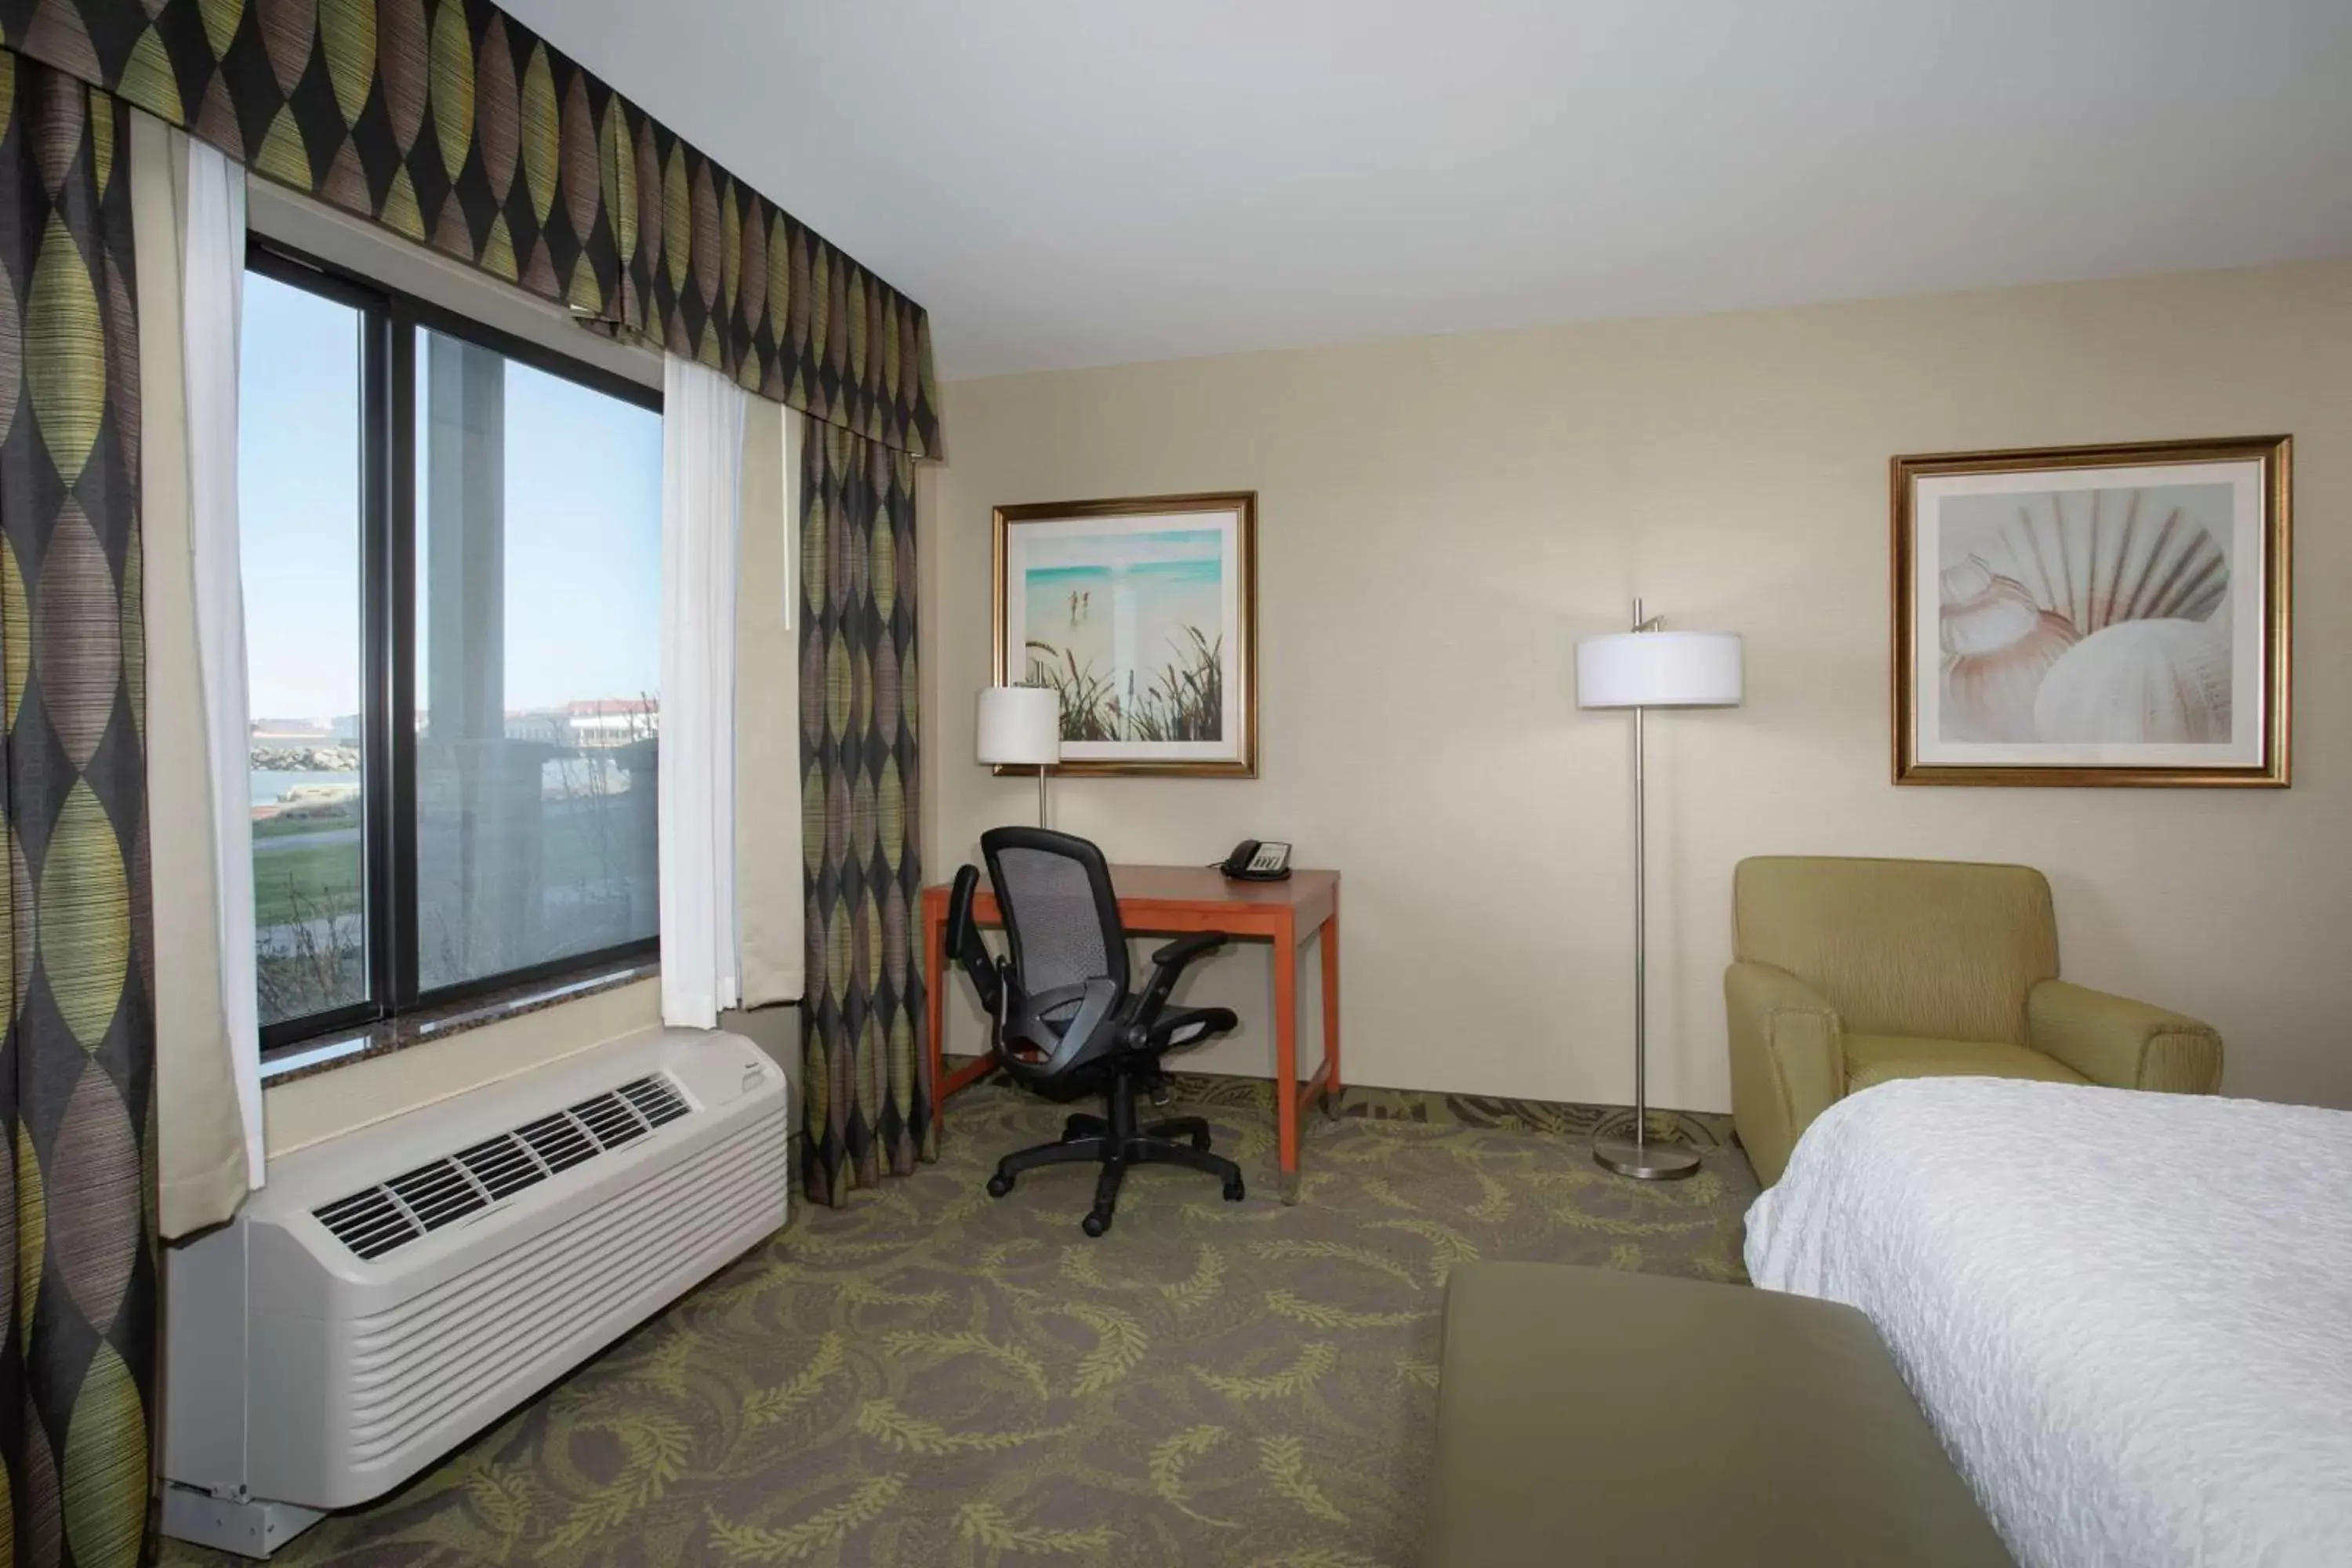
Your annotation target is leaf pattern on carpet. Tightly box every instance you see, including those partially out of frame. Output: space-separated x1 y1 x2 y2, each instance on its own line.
161 1080 1752 1567
1148 1425 1235 1526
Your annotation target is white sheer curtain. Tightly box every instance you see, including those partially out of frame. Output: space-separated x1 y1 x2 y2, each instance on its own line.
732 400 804 1007
659 356 749 1028
183 137 264 1192
135 114 263 1234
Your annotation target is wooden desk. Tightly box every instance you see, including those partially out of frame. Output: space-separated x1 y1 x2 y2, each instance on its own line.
921 866 1341 1202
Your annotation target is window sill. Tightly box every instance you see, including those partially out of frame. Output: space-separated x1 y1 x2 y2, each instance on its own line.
258 960 662 1089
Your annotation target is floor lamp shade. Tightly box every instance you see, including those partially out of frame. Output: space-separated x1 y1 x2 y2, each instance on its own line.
1577 631 1744 710
977 686 1062 766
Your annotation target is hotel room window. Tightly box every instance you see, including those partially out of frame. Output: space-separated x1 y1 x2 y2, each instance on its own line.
240 245 663 1051
242 268 372 1029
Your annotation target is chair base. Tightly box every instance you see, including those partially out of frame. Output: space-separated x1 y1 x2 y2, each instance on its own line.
986 1069 1244 1234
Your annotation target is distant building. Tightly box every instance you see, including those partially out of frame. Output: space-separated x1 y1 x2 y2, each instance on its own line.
494 699 660 750
251 717 338 743
251 713 361 743
562 698 659 749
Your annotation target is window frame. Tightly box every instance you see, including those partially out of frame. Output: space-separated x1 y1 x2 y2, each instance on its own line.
248 238 664 1058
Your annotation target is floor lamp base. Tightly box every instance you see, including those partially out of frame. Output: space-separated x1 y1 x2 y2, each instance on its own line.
1592 1135 1701 1182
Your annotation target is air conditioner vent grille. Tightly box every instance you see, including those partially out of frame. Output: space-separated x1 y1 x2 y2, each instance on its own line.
314 1187 421 1261
454 1134 546 1202
385 1160 487 1231
516 1112 598 1174
619 1076 690 1127
570 1092 648 1150
312 1073 695 1261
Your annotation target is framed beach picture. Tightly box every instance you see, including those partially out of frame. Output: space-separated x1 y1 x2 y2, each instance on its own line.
992 492 1258 776
1893 436 2291 787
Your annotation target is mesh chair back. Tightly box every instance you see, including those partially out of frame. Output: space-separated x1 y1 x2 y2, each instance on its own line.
982 828 1129 1000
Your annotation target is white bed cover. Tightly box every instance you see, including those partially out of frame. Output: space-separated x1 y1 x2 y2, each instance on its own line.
1745 1077 2352 1568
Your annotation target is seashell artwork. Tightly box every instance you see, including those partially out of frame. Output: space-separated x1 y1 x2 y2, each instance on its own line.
1939 557 2080 742
1933 482 2235 746
1896 437 2286 786
2032 619 2232 745
1971 488 2227 633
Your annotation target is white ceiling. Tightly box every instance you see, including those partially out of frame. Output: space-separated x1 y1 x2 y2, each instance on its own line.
499 0 2352 381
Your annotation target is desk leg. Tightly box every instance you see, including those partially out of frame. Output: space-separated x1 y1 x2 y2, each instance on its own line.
1319 903 1342 1117
1274 926 1300 1204
924 902 948 1146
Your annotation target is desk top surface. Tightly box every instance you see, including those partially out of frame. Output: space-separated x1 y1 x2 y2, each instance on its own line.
928 862 1337 909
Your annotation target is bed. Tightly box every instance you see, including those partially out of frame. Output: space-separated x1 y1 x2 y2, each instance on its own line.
1744 1076 2352 1568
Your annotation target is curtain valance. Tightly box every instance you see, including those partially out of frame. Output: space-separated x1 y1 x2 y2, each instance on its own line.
2 0 942 456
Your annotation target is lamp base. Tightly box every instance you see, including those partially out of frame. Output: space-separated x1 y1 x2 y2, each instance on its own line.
1592 1135 1701 1182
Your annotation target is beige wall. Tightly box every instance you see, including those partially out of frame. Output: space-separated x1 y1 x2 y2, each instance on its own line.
922 259 2352 1115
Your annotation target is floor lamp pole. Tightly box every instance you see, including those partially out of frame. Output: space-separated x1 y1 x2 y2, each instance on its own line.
1595 601 1700 1182
1036 767 1051 829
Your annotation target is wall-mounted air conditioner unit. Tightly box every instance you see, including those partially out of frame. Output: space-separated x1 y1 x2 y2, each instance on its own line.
162 1027 789 1558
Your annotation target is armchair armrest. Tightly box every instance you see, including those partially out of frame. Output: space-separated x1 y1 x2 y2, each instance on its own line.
1724 961 1845 1185
1131 931 1232 1033
2027 979 2223 1094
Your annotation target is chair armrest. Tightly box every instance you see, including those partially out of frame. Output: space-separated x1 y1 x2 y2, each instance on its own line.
1724 961 1845 1185
944 865 1002 1017
2027 979 2223 1094
1131 931 1232 1032
1151 933 1228 971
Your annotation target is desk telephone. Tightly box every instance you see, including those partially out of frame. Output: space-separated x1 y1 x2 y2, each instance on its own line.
1218 840 1293 881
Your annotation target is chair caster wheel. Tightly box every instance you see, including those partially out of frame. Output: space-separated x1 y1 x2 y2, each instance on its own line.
1081 1210 1112 1237
1191 1131 1212 1152
1223 1178 1246 1202
986 1174 1014 1198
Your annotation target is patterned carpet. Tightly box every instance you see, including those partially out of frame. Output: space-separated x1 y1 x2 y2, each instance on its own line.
165 1080 1758 1568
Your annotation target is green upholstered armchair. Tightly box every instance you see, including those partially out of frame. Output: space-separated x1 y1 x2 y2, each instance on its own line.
1726 855 2223 1185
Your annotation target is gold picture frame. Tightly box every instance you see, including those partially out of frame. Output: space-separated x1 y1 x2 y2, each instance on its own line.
1893 435 2291 787
992 492 1259 778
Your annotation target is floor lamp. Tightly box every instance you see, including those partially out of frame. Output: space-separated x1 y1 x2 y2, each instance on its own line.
978 686 1062 827
1576 601 1744 1181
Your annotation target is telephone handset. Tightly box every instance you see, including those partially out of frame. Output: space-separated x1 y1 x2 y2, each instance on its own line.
1218 840 1293 881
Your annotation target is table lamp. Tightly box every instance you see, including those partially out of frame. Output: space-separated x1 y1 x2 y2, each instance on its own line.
977 685 1062 827
1576 600 1744 1181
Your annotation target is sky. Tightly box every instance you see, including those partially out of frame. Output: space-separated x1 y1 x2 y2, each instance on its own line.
238 271 663 720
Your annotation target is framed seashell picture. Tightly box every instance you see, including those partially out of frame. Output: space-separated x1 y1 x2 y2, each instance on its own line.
1893 435 2291 786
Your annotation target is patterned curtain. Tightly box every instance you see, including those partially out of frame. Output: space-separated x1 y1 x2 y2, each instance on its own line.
0 56 157 1568
800 418 928 1205
0 0 941 456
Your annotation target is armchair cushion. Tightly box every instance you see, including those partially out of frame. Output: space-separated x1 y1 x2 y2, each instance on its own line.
1842 1033 2085 1094
2026 979 2224 1094
1733 857 2058 1045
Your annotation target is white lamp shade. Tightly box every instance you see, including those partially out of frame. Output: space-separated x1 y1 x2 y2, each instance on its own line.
976 686 1062 765
1577 630 1744 709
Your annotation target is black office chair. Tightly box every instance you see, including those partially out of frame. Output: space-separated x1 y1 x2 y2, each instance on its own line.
946 826 1245 1236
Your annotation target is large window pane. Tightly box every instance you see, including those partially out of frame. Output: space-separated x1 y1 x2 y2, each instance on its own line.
415 329 662 991
241 274 368 1025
